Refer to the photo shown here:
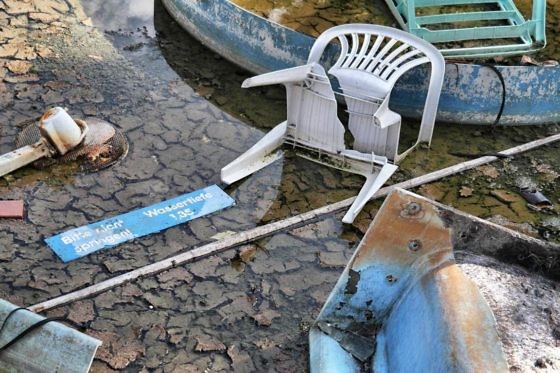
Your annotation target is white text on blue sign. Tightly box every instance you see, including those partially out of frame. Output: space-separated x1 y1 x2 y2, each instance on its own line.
45 185 235 262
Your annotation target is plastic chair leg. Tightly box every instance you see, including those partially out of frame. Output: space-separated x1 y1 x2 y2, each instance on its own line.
342 163 398 223
221 121 287 185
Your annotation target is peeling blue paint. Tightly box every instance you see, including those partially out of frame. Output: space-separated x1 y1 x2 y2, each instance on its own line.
309 189 508 372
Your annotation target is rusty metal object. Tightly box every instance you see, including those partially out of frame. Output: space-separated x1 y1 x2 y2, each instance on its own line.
38 107 88 155
310 188 508 372
2 108 126 176
16 117 128 173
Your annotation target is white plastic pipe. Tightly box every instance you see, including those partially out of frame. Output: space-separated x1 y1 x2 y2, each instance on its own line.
0 107 87 177
0 140 53 177
30 133 560 313
39 107 87 155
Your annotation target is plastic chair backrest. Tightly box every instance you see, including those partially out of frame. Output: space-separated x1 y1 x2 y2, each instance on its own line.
306 24 445 156
284 63 346 155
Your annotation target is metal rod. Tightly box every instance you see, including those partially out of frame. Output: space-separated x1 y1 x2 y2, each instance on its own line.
0 141 52 177
29 132 560 312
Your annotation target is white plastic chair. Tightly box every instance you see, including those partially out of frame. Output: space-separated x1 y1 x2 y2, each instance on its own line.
221 24 445 223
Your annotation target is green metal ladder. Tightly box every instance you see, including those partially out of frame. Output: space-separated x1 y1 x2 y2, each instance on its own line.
384 0 546 59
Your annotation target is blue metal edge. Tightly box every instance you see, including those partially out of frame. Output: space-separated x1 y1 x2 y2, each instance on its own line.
161 0 560 126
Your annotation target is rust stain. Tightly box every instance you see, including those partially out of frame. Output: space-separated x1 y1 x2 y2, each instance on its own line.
435 265 506 371
352 191 452 270
427 248 453 267
399 201 425 219
40 107 57 121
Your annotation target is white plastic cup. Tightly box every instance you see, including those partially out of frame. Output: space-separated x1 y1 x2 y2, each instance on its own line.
39 107 87 155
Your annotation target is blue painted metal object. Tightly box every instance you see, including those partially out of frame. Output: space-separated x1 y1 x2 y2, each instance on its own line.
161 0 560 126
0 299 101 373
46 185 235 262
309 189 508 372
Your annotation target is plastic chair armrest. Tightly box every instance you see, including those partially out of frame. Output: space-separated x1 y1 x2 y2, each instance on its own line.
242 63 317 88
373 98 400 129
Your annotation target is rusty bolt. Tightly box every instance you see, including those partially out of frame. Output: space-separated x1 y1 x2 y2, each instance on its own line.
403 202 422 216
408 239 422 252
386 275 397 283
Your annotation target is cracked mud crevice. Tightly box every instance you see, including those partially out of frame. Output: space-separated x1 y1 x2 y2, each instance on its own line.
1 1 559 372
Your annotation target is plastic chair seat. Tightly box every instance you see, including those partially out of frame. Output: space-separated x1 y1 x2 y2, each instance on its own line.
221 24 445 223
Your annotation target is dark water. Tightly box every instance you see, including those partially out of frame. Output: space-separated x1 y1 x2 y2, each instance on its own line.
82 0 287 130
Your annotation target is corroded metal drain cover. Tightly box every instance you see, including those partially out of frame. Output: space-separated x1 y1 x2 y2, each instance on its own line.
16 117 128 172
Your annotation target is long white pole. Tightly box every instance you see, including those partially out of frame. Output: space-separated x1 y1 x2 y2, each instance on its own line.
0 141 52 177
29 133 560 312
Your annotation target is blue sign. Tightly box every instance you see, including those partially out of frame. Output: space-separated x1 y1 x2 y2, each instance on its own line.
46 185 235 262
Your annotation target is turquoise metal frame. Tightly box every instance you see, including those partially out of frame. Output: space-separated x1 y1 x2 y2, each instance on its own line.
384 0 546 58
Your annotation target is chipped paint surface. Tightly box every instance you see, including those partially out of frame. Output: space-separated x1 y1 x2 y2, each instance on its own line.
0 299 101 372
310 189 508 372
162 0 560 126
161 0 310 75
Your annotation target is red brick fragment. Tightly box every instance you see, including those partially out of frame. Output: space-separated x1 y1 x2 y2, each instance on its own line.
0 200 24 218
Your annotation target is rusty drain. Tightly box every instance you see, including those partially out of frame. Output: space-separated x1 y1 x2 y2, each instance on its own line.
15 113 128 173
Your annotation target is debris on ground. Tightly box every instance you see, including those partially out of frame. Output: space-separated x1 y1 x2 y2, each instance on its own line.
0 200 24 218
89 330 145 370
194 334 227 352
1 1 560 372
459 185 473 197
519 187 553 210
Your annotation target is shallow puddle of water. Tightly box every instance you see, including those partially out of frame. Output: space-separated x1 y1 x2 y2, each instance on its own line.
0 2 366 371
81 0 156 37
76 0 560 247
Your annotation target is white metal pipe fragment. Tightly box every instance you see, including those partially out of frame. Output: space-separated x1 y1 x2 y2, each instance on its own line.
0 107 88 177
30 132 560 313
0 140 53 177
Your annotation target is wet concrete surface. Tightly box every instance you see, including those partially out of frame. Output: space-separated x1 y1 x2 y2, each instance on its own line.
0 0 559 372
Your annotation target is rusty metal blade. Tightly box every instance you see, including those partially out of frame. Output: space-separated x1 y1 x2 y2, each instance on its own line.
310 188 508 373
